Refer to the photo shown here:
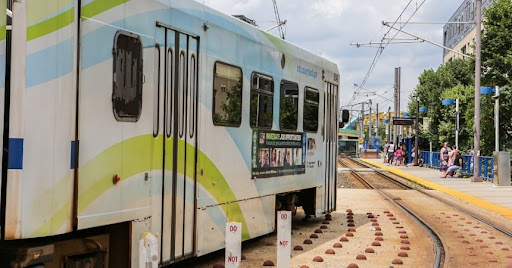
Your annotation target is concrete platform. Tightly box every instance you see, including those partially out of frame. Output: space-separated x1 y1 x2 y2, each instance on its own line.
361 158 512 219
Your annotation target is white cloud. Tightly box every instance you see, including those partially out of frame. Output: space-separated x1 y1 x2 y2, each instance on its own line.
202 0 463 111
310 0 348 18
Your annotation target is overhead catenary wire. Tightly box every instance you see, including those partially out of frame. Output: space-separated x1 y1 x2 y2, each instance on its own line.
349 0 428 106
348 0 415 105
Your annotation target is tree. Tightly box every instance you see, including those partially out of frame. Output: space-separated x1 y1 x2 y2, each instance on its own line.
408 59 474 152
482 0 512 87
481 0 512 154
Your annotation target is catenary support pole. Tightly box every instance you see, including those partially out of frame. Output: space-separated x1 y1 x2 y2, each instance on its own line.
387 107 391 144
376 103 379 140
415 96 419 165
369 99 372 147
394 67 400 146
361 103 365 155
495 86 499 152
456 99 459 149
473 0 482 182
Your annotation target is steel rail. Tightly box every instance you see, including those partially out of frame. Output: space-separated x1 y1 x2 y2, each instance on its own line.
343 158 410 190
340 158 444 268
354 158 512 238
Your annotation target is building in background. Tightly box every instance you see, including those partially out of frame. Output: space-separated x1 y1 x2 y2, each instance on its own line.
443 0 495 63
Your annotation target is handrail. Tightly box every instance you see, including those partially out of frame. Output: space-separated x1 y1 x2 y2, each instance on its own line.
419 151 500 181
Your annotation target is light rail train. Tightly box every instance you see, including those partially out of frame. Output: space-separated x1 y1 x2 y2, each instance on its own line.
0 0 340 267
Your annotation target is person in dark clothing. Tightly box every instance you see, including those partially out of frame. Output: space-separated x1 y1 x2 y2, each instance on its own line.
443 150 463 178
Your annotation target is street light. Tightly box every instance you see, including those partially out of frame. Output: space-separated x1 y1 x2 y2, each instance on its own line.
442 99 459 149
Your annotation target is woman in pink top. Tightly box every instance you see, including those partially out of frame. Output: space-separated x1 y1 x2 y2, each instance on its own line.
395 147 403 166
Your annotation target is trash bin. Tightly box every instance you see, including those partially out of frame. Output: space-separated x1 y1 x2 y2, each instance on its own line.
493 152 511 186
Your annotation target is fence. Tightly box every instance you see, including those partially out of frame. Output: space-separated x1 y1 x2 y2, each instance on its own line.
420 151 495 181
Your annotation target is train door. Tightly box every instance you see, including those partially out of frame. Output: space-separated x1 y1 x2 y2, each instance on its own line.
155 23 199 263
323 82 337 213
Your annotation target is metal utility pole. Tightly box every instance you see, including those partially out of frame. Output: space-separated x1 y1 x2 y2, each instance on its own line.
455 99 459 149
387 107 391 144
360 103 365 154
495 86 500 152
369 99 373 147
376 103 379 139
414 96 419 166
473 0 482 182
394 67 401 146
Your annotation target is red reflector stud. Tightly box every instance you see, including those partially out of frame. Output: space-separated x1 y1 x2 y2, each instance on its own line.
113 174 121 184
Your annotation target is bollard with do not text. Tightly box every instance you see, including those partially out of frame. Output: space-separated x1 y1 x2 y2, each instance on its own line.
225 222 242 268
277 211 292 267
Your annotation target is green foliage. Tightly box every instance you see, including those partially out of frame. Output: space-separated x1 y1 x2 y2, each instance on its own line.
408 0 512 155
482 0 512 87
408 59 474 152
213 79 242 125
480 0 512 154
250 93 273 128
280 94 298 130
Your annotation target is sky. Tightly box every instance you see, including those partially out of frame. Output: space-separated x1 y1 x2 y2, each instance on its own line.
201 0 463 113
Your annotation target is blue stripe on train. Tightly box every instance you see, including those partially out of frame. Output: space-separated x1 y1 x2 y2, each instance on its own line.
8 138 23 169
26 38 74 88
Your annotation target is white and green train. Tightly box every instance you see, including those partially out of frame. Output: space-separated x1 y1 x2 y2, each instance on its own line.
0 0 340 267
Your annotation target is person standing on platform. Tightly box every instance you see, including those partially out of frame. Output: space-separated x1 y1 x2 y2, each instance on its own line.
383 142 390 163
387 143 395 166
401 144 408 166
440 142 450 173
395 146 403 166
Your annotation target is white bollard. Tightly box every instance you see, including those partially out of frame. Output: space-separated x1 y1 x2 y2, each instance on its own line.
277 211 292 267
225 222 242 268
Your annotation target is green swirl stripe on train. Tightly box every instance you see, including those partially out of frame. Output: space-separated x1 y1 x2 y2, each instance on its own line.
26 0 130 41
31 134 249 240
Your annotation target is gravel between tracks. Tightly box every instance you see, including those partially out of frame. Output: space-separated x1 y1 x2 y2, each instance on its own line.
196 189 435 268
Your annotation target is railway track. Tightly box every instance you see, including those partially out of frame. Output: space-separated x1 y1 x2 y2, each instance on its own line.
339 157 512 267
351 158 512 237
339 157 410 190
339 158 512 267
195 158 512 267
339 157 444 267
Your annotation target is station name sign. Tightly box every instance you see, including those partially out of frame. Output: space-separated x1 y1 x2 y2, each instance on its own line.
392 117 414 126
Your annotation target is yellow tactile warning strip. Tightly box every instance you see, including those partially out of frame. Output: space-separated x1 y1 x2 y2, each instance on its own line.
360 159 512 219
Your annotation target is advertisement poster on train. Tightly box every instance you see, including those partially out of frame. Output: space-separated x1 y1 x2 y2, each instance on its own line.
252 130 306 178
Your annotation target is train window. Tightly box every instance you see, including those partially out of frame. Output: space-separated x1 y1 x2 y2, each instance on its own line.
303 87 319 132
112 30 143 122
279 80 298 131
212 62 243 127
250 73 274 129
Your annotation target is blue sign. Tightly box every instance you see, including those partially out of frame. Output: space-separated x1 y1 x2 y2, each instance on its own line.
442 99 456 106
480 87 495 95
419 107 427 113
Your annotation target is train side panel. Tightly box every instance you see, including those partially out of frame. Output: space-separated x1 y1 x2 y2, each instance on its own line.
0 0 340 266
0 0 6 225
4 0 77 239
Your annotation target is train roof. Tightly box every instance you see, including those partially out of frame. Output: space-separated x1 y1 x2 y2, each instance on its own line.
188 0 339 77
